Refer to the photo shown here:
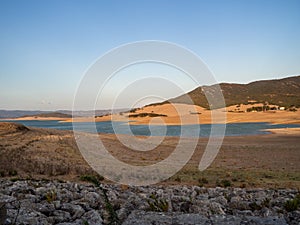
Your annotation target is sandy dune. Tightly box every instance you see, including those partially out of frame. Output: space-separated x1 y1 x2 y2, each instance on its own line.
265 127 300 135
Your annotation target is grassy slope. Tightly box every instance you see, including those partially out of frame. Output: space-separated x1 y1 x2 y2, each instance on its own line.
161 75 300 109
1 122 299 188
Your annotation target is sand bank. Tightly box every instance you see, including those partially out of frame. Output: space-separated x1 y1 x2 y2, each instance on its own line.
264 127 300 135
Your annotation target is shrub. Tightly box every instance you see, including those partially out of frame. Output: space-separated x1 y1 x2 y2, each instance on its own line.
128 113 167 118
80 174 104 186
45 190 57 203
174 176 181 182
249 202 262 211
0 171 5 177
261 198 271 208
80 174 120 224
198 177 208 187
10 177 19 182
8 170 17 176
147 194 169 212
284 195 300 212
82 221 89 225
217 179 231 187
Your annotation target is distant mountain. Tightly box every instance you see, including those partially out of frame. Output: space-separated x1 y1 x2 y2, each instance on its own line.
21 112 72 118
163 75 300 109
60 109 129 117
0 109 129 119
0 110 50 119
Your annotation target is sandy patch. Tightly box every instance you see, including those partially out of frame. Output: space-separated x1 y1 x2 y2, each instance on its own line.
94 103 300 125
264 127 300 135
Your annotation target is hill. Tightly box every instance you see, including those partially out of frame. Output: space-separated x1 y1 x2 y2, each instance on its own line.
0 110 51 118
0 109 129 118
21 112 72 118
0 122 94 179
162 75 300 109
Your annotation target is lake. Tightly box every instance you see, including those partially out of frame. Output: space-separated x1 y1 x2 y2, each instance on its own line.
1 120 300 137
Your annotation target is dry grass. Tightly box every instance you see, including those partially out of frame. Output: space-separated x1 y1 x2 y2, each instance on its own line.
0 122 299 188
0 122 94 180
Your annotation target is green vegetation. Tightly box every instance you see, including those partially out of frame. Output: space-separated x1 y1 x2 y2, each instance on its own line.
247 106 273 112
10 177 20 182
12 202 21 225
262 198 271 208
8 170 18 176
125 108 140 113
147 194 169 212
128 113 167 118
198 177 209 187
248 198 271 211
174 176 181 182
284 194 300 212
82 221 89 225
249 202 262 211
95 113 112 118
45 190 57 203
216 179 232 187
80 174 104 184
81 175 120 225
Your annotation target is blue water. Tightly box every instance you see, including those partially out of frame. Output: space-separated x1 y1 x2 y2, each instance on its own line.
1 120 300 137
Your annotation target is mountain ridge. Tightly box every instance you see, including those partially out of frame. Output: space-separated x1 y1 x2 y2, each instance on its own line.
0 109 128 119
162 75 300 109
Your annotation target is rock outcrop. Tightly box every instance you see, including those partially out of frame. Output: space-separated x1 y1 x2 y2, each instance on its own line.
0 179 299 225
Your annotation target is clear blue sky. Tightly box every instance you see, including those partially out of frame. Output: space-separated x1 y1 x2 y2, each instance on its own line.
1 0 300 110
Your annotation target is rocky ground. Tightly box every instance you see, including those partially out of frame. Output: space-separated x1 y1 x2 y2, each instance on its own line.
0 179 299 225
0 122 299 224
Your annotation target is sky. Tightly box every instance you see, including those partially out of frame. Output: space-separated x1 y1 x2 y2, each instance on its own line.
0 0 300 110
